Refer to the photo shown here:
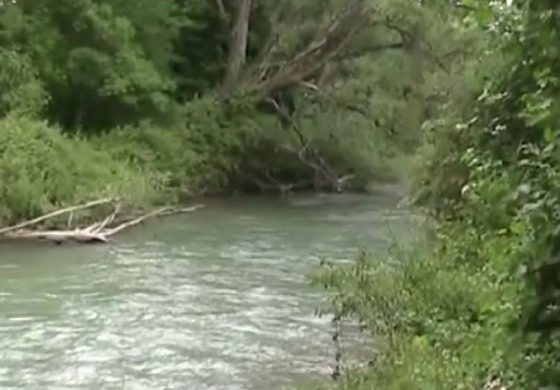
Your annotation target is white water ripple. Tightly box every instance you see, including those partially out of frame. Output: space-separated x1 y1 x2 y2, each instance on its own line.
0 194 414 389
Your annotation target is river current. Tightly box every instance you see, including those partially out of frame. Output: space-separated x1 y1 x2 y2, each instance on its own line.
0 192 414 389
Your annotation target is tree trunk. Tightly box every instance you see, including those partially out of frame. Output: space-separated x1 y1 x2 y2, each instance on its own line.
221 0 252 96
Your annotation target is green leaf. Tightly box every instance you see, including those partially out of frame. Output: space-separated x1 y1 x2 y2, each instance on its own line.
544 126 554 142
474 4 492 26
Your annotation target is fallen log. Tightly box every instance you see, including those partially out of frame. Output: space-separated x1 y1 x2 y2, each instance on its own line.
0 198 113 235
4 229 109 244
0 199 205 245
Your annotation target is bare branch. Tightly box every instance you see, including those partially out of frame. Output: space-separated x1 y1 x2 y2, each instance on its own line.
0 198 113 235
1 204 205 245
264 97 341 191
250 0 372 99
243 2 292 83
215 0 227 22
299 81 319 91
4 230 110 243
93 203 121 233
104 204 204 237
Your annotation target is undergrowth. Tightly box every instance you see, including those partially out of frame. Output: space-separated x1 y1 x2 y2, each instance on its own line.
0 115 163 225
303 2 560 390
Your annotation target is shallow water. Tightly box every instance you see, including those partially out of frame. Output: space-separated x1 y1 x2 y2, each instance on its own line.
0 193 414 389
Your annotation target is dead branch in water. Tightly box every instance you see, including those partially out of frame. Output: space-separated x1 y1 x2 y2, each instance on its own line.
104 204 203 236
0 199 204 245
0 198 113 235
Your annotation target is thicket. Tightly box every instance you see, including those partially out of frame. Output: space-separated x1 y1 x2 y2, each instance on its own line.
308 1 560 389
0 0 456 226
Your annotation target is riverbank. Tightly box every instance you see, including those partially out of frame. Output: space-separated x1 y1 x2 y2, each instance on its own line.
0 1 433 230
0 110 412 230
302 3 560 390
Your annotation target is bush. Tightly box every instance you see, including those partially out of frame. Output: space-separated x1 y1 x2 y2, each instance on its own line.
307 218 531 389
0 115 160 225
303 3 560 390
95 95 264 195
95 120 200 198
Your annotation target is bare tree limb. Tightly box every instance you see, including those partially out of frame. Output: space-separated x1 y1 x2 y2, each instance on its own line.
104 204 204 236
223 0 416 100
243 2 292 83
299 81 319 91
93 203 121 233
0 198 113 235
264 97 341 191
215 0 227 22
4 230 110 243
104 207 172 237
0 201 205 245
250 0 371 99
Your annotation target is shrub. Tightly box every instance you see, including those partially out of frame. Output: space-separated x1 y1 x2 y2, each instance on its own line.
303 3 560 390
0 115 159 225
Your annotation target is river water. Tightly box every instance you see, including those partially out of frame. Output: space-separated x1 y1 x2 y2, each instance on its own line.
0 192 414 390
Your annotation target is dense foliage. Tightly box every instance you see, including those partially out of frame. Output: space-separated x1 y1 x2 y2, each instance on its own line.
0 0 455 225
9 1 560 387
308 1 560 389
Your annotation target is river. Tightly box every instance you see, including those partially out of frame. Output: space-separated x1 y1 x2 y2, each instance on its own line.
0 192 414 390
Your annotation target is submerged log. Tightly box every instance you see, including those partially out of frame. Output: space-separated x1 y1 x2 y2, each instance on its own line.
0 200 204 245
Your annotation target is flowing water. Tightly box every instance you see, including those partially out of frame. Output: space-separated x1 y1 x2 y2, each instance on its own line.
0 192 415 390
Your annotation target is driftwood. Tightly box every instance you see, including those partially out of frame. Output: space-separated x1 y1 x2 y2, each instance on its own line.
0 198 113 236
0 200 204 245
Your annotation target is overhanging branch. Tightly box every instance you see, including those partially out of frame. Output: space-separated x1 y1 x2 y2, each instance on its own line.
249 0 372 99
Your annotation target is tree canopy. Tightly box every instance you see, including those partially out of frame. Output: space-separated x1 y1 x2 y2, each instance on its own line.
0 0 469 203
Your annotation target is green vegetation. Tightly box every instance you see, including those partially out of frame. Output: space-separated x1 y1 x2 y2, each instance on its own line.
308 1 560 389
0 0 446 226
8 0 560 387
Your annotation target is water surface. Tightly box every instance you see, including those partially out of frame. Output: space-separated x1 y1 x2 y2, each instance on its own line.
0 193 414 389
